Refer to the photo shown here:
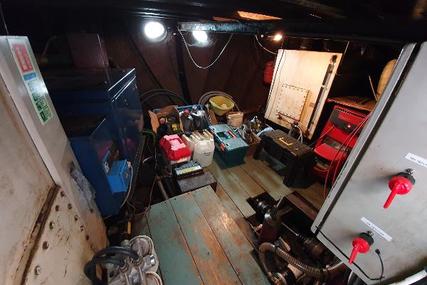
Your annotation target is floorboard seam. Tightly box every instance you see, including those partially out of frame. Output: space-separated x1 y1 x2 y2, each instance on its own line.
238 164 270 195
192 192 244 285
215 181 246 218
214 183 257 247
167 198 206 285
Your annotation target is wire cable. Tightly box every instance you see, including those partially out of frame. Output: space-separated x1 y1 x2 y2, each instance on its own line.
322 114 370 198
330 114 371 184
309 125 335 147
120 164 134 208
177 29 234 69
317 230 386 281
127 145 158 218
375 249 385 283
0 2 9 35
254 35 278 55
296 125 304 143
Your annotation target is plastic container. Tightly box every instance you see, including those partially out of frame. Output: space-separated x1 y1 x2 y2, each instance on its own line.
209 96 235 116
159 135 191 164
182 130 215 167
180 109 194 132
227 111 244 127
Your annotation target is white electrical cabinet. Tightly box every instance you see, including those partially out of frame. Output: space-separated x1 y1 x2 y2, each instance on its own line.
265 49 342 139
313 43 427 284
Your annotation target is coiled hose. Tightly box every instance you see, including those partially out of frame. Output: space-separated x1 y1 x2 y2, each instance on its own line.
259 242 342 281
94 246 139 260
84 246 139 284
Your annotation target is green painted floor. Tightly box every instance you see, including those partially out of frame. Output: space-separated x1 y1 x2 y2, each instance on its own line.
136 158 324 285
140 187 270 285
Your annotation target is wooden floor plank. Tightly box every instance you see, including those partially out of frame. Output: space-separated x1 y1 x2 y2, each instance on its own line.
215 184 256 246
147 201 203 285
241 157 293 200
293 182 325 210
207 161 255 218
226 166 266 197
170 194 242 285
193 188 270 285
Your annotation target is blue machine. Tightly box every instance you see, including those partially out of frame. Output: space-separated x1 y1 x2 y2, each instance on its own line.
45 69 143 216
62 117 131 216
45 68 142 165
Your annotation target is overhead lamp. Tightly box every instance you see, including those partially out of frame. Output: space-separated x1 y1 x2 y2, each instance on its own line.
143 21 166 41
272 33 283 42
237 11 282 21
192 30 209 44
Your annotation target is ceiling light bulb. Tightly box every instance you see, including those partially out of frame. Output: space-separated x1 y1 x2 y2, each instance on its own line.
192 30 208 44
273 33 283 42
144 21 166 40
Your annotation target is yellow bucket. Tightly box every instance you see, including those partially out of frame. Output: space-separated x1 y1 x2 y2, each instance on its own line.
209 96 235 116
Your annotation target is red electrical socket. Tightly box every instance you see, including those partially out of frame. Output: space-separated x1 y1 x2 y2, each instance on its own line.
349 232 374 264
384 170 415 209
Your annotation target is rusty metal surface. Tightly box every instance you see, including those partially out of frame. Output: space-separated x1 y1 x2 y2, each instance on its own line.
22 189 94 285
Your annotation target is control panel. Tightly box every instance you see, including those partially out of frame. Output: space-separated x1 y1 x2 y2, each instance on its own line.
312 43 427 284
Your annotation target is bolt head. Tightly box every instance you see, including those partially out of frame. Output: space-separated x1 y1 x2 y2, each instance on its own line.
34 266 41 275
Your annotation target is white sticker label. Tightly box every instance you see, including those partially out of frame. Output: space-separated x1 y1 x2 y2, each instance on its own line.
8 38 53 125
405 152 427 169
361 217 392 242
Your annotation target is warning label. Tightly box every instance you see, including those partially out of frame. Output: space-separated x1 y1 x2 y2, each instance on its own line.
9 39 52 125
11 43 34 73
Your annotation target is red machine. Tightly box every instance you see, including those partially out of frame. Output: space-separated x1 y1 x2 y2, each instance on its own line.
313 105 368 184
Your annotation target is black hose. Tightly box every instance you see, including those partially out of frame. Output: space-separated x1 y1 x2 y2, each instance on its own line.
259 242 341 281
94 246 139 261
258 242 275 280
84 256 126 285
140 89 189 107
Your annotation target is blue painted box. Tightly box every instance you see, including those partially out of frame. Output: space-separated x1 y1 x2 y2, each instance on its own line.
63 116 130 217
45 68 142 165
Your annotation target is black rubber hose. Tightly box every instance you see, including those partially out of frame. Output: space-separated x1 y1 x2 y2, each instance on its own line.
259 242 341 281
141 88 181 98
258 242 275 280
140 89 189 107
84 257 125 285
94 246 139 261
